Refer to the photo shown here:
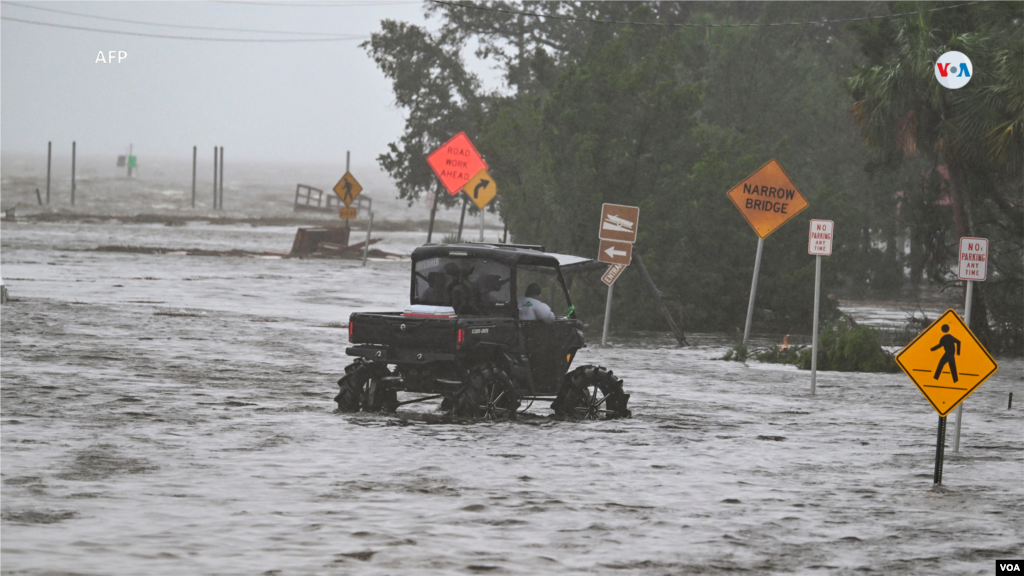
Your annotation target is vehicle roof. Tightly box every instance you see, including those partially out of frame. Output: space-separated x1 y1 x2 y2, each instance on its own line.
412 243 591 269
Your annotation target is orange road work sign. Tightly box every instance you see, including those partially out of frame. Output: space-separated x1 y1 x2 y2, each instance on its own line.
895 309 998 417
727 159 808 238
427 132 488 195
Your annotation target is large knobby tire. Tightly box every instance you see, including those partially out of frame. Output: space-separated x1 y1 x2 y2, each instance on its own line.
334 359 396 413
552 365 631 420
453 364 520 419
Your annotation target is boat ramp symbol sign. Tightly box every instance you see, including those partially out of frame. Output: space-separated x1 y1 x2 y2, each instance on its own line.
958 237 988 281
599 203 639 243
333 171 362 208
895 309 998 417
463 169 497 210
726 159 808 238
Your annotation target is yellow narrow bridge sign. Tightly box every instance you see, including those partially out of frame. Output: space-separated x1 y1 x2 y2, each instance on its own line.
895 309 998 417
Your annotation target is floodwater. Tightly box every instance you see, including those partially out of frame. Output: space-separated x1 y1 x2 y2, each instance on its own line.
2 218 1022 575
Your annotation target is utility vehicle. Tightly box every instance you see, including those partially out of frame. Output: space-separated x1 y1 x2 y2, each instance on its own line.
336 243 630 419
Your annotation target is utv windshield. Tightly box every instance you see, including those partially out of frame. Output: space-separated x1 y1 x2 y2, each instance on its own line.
412 256 512 316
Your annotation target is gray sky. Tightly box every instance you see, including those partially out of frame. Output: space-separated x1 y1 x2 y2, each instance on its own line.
1 1 479 165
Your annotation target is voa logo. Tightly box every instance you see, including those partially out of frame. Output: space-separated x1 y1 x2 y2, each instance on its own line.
935 51 972 89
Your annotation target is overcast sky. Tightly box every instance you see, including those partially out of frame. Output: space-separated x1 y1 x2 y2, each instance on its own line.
1 1 489 166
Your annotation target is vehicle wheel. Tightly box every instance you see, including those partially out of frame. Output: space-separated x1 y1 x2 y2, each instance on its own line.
453 364 520 419
552 365 631 420
334 359 393 413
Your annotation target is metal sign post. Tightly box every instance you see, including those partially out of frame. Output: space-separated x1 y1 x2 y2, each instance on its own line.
600 264 626 346
934 415 947 486
811 254 822 394
727 160 809 349
597 205 639 347
602 283 614 347
808 220 834 395
362 211 374 267
742 238 763 349
953 280 972 451
952 237 987 453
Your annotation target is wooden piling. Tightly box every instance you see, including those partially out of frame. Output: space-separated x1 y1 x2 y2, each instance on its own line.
218 147 224 211
71 141 76 206
633 252 688 346
213 146 218 209
191 146 197 208
46 141 51 204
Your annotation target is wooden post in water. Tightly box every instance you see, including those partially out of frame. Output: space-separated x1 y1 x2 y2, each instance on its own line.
213 147 218 209
345 151 350 233
46 141 51 204
218 147 224 211
191 146 197 208
71 141 76 206
427 183 441 243
457 194 468 241
633 252 688 346
362 211 374 267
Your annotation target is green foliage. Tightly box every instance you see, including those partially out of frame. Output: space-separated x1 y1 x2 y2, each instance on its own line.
722 345 747 362
848 1 1023 353
740 317 898 373
795 316 899 373
367 2 1021 351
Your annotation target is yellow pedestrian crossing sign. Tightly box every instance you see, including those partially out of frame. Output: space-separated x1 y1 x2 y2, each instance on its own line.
333 171 362 207
895 309 998 417
463 169 497 210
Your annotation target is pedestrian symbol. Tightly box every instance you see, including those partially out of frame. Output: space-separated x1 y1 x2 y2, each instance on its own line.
333 172 363 208
895 309 998 417
931 325 960 382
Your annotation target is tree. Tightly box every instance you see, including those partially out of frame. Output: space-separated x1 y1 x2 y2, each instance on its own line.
849 1 1023 352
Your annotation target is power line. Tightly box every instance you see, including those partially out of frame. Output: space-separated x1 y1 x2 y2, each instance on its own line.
3 1 348 36
0 15 368 42
429 0 981 28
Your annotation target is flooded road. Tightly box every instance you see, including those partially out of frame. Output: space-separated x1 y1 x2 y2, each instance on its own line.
2 221 1021 575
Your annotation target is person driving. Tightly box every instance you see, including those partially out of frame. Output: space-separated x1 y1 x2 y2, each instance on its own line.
518 283 556 322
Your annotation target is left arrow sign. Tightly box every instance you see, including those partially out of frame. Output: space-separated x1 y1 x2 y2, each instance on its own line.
598 239 632 265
